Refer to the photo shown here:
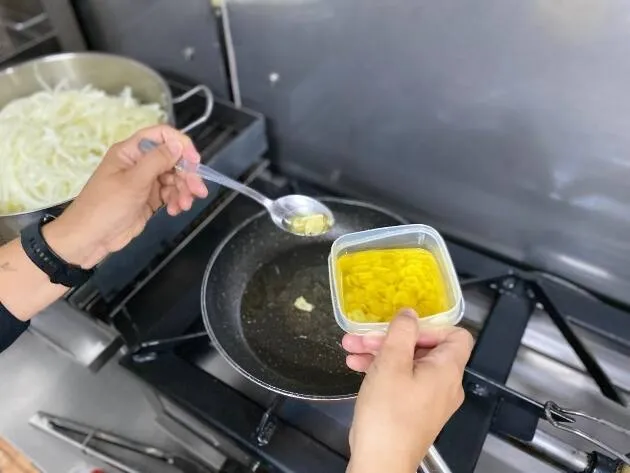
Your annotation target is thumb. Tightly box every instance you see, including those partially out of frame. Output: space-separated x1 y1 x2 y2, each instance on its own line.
133 139 183 183
375 309 420 373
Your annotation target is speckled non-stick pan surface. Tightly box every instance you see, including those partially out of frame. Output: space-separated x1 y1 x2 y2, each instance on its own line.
201 198 406 400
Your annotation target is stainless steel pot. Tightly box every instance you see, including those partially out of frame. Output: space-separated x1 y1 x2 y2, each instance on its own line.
0 52 213 243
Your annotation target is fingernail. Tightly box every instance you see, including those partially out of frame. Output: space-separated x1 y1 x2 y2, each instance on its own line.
166 140 183 158
398 308 418 319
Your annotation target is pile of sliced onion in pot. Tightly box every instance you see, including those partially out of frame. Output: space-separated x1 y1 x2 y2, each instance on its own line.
0 79 165 214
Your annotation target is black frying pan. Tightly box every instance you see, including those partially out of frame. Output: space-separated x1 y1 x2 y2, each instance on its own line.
201 198 406 400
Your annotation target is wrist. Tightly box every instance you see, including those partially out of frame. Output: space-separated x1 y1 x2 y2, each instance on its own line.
347 453 417 473
42 216 108 270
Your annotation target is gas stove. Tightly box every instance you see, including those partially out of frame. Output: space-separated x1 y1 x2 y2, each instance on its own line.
71 79 630 473
110 170 630 473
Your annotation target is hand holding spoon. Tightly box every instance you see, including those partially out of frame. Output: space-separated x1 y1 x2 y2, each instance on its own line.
139 139 334 236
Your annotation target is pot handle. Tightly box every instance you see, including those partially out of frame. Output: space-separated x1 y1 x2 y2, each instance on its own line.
173 84 214 134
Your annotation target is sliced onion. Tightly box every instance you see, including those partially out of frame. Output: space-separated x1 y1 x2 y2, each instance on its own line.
0 83 165 214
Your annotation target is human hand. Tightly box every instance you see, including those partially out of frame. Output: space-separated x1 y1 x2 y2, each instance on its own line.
43 125 208 269
343 310 473 473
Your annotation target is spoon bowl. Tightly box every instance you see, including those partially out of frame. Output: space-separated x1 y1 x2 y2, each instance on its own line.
138 139 335 237
269 194 335 236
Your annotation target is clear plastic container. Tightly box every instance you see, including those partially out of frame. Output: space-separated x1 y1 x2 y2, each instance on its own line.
328 224 464 333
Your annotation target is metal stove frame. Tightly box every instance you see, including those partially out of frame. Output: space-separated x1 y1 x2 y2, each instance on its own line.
88 81 630 472
118 174 630 473
437 256 630 473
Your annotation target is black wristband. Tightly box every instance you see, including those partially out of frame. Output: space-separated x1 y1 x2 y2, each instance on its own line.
20 215 94 288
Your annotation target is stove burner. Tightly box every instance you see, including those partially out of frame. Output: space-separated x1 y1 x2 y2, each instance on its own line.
105 77 630 473
119 177 630 473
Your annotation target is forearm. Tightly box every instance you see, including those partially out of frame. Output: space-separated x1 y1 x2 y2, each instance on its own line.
0 125 197 323
0 217 104 321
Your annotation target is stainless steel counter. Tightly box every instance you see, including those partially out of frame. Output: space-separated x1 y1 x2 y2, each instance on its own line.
0 331 182 472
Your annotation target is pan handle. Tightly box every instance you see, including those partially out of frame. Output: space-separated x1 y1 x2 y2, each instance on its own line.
173 84 214 134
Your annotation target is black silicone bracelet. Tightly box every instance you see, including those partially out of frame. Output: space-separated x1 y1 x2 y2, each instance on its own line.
20 216 94 288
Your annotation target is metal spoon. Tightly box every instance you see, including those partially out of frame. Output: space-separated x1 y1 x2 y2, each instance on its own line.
139 139 334 236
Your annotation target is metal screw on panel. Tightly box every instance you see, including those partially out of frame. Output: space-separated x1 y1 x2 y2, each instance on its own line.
182 46 195 61
502 277 516 290
132 352 157 363
269 72 280 84
469 383 489 397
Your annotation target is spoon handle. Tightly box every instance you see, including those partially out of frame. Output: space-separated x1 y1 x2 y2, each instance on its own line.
138 139 272 208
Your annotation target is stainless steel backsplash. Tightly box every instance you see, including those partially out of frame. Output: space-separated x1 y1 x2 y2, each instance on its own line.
72 0 630 306
225 0 630 307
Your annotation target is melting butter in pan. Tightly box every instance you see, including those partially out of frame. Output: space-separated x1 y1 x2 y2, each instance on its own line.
294 296 315 312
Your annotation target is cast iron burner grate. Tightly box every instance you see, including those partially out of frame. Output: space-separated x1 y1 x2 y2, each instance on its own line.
118 176 630 473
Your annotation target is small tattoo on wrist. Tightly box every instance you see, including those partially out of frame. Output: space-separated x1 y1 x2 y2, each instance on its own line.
0 262 15 272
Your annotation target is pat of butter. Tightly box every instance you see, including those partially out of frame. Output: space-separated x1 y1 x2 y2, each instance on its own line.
288 214 330 236
294 296 315 312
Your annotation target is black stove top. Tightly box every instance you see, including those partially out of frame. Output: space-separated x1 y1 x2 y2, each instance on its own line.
120 173 354 472
109 81 630 473
117 166 630 473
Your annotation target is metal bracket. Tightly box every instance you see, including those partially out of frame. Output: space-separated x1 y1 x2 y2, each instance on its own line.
440 271 627 473
255 397 284 447
437 278 535 472
131 331 208 363
464 368 571 423
530 283 625 406
463 272 625 406
463 349 630 472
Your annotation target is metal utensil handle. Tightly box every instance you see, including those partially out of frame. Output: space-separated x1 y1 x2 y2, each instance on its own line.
132 331 208 363
5 12 48 31
173 84 214 134
545 401 630 465
43 413 171 461
29 413 141 473
138 138 273 208
419 445 452 473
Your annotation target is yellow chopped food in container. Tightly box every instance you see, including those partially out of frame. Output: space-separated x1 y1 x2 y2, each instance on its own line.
336 248 449 323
